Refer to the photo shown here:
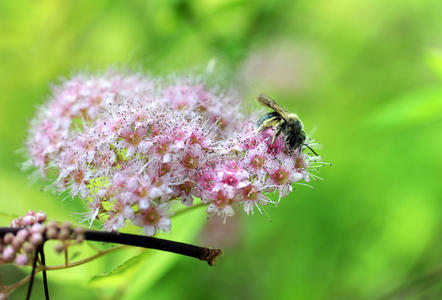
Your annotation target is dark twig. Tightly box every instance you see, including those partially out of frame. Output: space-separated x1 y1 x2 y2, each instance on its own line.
25 250 39 300
0 227 222 266
39 245 50 300
83 230 222 265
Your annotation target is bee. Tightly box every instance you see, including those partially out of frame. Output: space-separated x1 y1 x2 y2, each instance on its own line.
257 94 318 155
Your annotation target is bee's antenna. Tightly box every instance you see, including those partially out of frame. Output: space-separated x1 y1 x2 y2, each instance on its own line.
303 144 319 156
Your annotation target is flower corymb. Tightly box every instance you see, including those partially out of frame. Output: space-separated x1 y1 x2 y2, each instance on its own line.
24 70 322 236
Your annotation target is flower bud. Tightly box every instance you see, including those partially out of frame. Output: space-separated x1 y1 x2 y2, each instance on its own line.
3 233 14 244
74 227 85 243
16 229 29 240
2 246 15 261
30 233 43 246
76 235 84 243
54 242 65 254
61 221 72 230
31 223 44 234
23 215 35 226
12 236 24 250
10 217 23 227
58 227 71 240
15 253 28 265
46 227 58 239
26 210 36 216
23 242 35 254
36 211 47 223
74 226 85 235
47 220 58 229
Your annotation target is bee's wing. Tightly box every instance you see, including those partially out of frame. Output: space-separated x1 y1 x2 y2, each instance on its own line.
257 94 292 121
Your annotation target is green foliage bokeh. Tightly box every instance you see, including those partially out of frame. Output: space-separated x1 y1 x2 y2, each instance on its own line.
0 0 441 299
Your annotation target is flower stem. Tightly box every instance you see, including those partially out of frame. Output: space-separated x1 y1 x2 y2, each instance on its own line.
25 250 38 300
38 245 50 300
43 245 127 271
4 245 127 294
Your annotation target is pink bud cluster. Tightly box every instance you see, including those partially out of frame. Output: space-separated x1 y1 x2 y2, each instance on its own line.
10 210 47 228
25 71 318 236
1 211 47 265
1 211 85 265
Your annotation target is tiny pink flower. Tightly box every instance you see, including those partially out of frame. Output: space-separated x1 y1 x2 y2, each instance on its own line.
206 186 236 223
176 180 196 206
133 203 171 236
240 184 273 215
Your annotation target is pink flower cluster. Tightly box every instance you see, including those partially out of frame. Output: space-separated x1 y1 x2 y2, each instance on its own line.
25 71 318 236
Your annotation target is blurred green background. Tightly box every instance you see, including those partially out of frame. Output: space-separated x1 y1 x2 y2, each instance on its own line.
1 0 441 299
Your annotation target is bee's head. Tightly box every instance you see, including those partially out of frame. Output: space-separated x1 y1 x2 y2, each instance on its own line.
287 113 304 128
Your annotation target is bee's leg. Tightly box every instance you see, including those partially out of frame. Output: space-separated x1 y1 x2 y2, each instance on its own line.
257 117 278 133
271 127 282 144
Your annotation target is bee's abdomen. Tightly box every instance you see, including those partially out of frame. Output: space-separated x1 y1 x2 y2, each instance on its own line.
257 112 281 127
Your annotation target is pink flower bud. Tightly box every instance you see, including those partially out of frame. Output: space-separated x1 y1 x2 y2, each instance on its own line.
58 228 71 240
74 227 85 243
12 236 24 250
3 233 14 244
23 242 35 254
36 211 47 223
10 217 23 227
15 253 28 265
23 215 35 226
17 229 29 240
2 246 15 261
30 233 43 246
54 242 65 254
61 221 72 230
76 235 84 243
46 227 58 239
31 223 44 234
74 226 85 235
26 210 36 216
47 220 58 229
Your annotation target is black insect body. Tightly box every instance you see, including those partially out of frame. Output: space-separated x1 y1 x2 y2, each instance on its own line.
256 94 317 155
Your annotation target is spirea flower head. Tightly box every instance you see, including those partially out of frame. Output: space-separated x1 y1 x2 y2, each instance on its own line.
24 70 322 236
